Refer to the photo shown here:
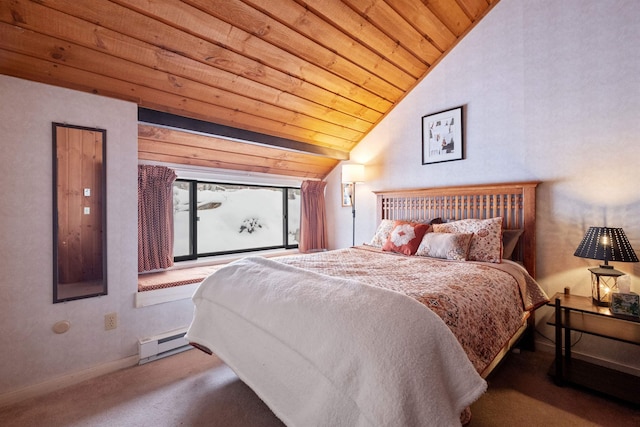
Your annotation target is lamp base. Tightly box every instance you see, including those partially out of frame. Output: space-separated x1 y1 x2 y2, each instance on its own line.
592 297 610 307
589 266 624 307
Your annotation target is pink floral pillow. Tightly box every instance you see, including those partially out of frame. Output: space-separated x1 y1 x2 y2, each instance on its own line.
370 218 442 248
433 217 503 263
415 232 473 260
382 221 431 255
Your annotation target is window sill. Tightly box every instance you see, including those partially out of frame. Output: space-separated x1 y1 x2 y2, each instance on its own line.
135 248 299 308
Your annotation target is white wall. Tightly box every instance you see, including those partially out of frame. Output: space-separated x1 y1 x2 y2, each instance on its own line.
327 0 640 371
0 75 195 398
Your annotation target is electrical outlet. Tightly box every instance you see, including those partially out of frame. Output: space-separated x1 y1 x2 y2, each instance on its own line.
104 312 118 330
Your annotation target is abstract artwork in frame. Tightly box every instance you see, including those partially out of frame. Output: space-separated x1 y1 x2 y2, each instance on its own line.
421 106 464 165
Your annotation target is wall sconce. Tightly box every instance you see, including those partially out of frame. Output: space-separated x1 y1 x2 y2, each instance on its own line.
341 164 365 246
574 227 639 306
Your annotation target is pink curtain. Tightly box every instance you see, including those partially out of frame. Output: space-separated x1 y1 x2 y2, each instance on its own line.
299 180 328 253
138 165 177 272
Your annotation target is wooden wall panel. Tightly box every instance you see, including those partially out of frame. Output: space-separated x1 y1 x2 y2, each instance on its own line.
138 125 337 179
56 127 103 284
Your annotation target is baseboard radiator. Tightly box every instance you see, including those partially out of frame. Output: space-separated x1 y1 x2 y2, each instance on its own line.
138 327 192 364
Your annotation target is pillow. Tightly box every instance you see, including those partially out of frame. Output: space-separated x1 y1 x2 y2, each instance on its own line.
415 232 473 260
433 217 503 263
502 229 523 259
382 221 431 255
369 219 396 248
369 218 442 248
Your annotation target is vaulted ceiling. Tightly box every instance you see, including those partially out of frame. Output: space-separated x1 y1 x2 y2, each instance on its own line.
1 0 497 179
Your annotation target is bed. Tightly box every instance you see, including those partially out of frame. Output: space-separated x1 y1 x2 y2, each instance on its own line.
186 181 548 426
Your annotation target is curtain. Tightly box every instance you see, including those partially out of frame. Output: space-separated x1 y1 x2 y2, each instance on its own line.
299 180 328 253
138 165 177 272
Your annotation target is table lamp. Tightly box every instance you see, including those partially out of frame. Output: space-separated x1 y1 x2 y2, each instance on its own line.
574 227 639 306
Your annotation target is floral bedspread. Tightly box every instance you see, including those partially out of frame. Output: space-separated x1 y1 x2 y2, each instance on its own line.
274 246 548 374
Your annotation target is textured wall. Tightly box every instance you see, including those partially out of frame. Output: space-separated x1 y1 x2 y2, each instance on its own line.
327 0 640 370
0 75 195 396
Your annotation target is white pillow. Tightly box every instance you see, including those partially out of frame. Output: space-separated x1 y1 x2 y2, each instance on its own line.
415 232 473 260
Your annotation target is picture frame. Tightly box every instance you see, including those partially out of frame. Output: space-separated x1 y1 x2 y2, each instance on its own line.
341 183 353 207
421 106 464 165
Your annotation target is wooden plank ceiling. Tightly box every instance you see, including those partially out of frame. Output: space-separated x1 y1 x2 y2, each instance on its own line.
1 0 497 180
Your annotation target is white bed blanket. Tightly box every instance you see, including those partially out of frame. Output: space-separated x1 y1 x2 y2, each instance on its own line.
186 256 487 426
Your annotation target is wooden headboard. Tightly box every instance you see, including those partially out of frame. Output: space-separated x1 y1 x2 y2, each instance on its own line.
373 182 540 278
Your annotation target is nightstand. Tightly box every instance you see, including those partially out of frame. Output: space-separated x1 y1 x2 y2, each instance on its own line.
546 292 640 405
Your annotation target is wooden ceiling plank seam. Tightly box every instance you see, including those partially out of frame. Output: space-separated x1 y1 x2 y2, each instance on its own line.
342 0 444 61
182 0 408 99
367 0 495 129
241 0 415 91
421 0 473 38
111 0 397 110
3 0 385 125
17 0 390 116
137 142 330 175
0 49 143 103
456 0 492 22
137 151 331 180
138 153 328 179
287 0 430 79
137 138 333 175
384 0 462 48
137 141 339 172
0 23 368 144
298 0 431 71
0 19 379 136
0 49 356 153
27 5 382 127
137 125 344 166
138 124 340 167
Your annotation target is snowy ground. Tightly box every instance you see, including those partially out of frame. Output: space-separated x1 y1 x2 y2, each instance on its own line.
174 184 300 256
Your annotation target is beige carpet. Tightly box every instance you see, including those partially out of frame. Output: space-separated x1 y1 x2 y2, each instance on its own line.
470 350 639 426
1 348 638 427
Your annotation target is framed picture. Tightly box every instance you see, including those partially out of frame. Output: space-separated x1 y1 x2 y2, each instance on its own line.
341 183 353 207
422 106 463 165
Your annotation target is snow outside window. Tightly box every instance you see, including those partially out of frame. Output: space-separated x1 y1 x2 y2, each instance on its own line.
173 180 300 261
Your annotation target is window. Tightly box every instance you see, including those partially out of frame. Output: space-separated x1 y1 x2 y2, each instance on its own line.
173 180 300 261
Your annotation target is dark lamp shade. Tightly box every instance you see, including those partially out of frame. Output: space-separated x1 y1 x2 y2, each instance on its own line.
574 227 639 266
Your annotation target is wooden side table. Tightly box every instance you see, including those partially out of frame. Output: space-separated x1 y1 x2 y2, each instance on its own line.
546 292 640 406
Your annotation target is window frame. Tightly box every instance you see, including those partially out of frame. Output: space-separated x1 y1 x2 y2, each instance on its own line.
173 179 300 262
